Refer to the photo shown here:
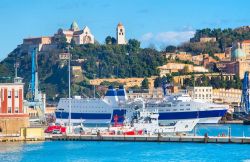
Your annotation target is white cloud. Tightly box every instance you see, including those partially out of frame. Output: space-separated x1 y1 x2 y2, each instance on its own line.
141 32 153 41
140 30 195 48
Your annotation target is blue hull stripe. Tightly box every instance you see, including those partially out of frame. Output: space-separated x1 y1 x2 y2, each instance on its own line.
158 109 227 120
55 112 112 120
55 109 127 123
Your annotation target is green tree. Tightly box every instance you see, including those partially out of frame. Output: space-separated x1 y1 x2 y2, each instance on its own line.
127 39 140 53
105 36 117 45
165 45 177 53
210 76 220 88
111 37 117 44
141 77 149 89
56 36 68 49
154 77 162 88
70 39 76 48
105 36 112 45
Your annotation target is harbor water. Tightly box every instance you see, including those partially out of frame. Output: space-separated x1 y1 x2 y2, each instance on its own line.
1 124 250 162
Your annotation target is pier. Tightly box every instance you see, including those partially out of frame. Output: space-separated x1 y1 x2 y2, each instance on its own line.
42 134 250 144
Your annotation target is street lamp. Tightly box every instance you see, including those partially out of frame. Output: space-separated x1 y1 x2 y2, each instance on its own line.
93 74 96 99
67 45 72 134
126 53 131 77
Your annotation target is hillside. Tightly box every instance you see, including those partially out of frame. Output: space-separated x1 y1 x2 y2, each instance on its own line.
0 39 166 102
1 26 250 102
167 26 250 55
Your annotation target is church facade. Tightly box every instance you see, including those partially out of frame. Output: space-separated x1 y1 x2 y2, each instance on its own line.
54 21 95 45
216 41 250 79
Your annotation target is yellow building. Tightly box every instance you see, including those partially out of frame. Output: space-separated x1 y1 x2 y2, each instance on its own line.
23 36 52 45
158 63 208 77
89 77 156 89
241 40 250 59
199 37 216 43
213 88 241 104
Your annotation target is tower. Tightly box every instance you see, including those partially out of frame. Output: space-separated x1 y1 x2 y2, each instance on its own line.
116 22 127 45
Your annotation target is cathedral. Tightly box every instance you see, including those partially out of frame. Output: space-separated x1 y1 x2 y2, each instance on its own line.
22 21 128 53
231 42 250 79
217 41 250 79
54 21 95 45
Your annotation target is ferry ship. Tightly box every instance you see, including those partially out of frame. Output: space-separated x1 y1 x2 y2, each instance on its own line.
55 85 228 126
55 86 135 125
145 93 228 125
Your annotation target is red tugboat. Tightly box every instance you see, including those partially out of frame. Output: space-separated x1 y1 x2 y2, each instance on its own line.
109 114 143 135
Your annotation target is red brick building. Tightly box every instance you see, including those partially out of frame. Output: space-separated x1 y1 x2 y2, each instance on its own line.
0 81 29 134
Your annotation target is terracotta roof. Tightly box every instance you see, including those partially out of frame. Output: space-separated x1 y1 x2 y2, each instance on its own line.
242 40 250 43
117 22 123 27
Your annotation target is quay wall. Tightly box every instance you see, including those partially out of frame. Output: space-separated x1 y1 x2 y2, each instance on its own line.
0 115 29 135
45 135 250 144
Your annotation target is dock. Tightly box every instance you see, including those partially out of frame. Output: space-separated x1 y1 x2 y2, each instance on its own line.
43 134 250 144
219 120 243 124
1 134 250 144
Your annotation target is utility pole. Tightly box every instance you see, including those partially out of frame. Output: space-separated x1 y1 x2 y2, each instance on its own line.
67 46 72 134
93 74 96 99
14 62 19 78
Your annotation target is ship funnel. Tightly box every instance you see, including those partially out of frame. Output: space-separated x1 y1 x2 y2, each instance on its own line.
104 86 118 106
117 85 128 102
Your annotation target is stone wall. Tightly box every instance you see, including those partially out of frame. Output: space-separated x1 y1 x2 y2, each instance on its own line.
0 115 29 135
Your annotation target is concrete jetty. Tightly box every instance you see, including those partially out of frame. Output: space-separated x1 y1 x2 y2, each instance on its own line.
45 134 250 144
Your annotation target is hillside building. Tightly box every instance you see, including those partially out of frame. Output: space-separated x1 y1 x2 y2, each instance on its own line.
187 86 213 102
54 21 95 45
158 63 208 77
199 37 216 43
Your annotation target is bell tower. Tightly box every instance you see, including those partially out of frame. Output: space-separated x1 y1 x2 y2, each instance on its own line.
116 22 127 45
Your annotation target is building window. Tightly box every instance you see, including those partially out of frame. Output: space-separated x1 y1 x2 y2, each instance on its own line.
15 107 19 113
8 107 11 113
15 91 18 98
8 91 11 98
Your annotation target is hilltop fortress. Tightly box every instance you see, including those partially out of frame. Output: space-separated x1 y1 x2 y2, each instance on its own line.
21 21 127 52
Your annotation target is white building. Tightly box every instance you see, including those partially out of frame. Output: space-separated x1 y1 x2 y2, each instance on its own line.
116 22 127 45
54 21 95 45
187 87 213 102
73 26 95 44
127 88 164 100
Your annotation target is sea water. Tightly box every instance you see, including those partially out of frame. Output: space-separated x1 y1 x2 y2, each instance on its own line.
0 124 250 162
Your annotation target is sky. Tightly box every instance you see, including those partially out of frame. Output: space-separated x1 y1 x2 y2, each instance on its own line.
0 0 250 60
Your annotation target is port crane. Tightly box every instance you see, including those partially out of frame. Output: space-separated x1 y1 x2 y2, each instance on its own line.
238 71 250 124
241 71 250 114
24 48 46 123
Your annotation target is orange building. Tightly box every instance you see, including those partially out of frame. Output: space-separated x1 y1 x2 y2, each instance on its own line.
23 36 52 45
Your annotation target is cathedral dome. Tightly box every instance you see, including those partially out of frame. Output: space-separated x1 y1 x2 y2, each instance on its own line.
232 48 246 59
70 21 79 31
